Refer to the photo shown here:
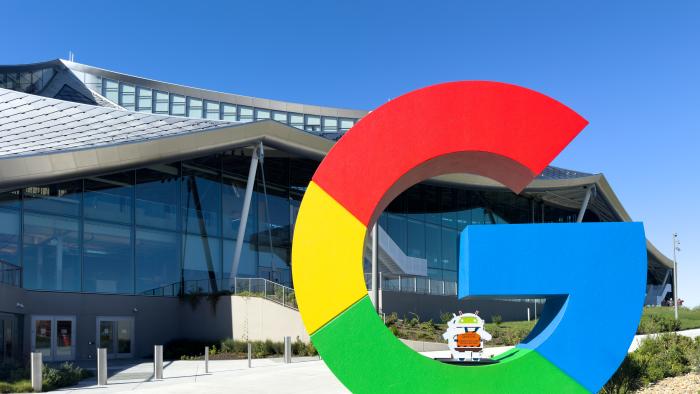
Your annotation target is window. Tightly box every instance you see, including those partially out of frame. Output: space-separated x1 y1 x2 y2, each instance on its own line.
0 209 20 266
182 160 221 237
254 109 270 120
84 73 102 94
103 79 119 104
238 106 253 122
304 115 321 132
136 87 152 113
135 164 179 230
135 228 180 295
23 181 82 217
120 84 135 111
222 104 237 121
83 221 133 294
322 117 338 133
340 118 355 132
84 172 133 224
182 234 221 288
204 101 220 120
23 214 81 292
154 91 169 114
289 113 304 129
170 95 186 116
272 111 287 123
187 98 203 118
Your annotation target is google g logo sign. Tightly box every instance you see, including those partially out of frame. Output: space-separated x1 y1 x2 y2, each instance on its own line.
291 82 646 393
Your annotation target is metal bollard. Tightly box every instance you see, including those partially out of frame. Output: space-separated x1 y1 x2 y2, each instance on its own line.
527 307 531 322
31 352 42 392
97 348 108 386
204 346 209 374
247 342 252 368
154 345 164 380
284 336 292 364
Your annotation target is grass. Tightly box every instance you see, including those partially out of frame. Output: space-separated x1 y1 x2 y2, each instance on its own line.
641 306 700 331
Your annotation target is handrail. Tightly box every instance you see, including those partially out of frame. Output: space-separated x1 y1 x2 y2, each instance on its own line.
139 276 298 310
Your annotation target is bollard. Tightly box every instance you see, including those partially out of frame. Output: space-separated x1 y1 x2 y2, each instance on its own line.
284 336 292 364
204 346 209 374
97 348 108 386
31 352 42 392
154 345 164 380
527 307 531 322
247 342 252 368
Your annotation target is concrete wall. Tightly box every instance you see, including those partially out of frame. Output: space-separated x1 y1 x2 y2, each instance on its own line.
381 291 540 323
231 296 309 343
0 283 308 361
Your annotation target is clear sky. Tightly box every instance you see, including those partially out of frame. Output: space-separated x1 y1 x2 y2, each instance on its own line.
3 1 699 306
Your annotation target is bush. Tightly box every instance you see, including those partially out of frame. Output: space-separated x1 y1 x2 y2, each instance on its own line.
0 380 33 393
602 333 700 392
439 312 453 325
637 314 681 334
42 362 90 391
491 315 502 326
384 312 398 327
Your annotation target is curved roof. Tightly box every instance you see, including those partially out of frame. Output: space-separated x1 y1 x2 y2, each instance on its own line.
0 82 673 275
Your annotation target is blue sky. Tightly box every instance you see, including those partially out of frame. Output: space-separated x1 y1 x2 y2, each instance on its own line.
3 1 699 306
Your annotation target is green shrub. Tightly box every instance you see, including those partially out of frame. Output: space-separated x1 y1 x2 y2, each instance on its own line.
439 312 453 324
42 362 90 391
384 312 398 327
637 313 682 334
491 315 502 326
602 333 700 392
0 380 33 393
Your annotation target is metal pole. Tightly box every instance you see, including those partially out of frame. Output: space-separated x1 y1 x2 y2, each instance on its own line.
97 348 108 386
576 186 594 223
231 142 263 279
673 233 679 320
31 352 42 392
154 345 163 380
204 346 209 374
527 307 531 322
371 224 379 312
247 342 252 368
284 336 292 364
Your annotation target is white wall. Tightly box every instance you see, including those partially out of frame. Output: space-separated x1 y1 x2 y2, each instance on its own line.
231 296 310 343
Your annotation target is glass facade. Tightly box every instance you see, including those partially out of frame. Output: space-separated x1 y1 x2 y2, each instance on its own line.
3 147 589 297
0 67 56 94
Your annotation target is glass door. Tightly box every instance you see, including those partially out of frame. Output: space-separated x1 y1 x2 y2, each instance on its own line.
31 315 76 361
96 317 134 358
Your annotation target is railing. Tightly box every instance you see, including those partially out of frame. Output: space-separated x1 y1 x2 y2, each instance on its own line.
364 273 458 297
0 260 21 287
140 276 297 310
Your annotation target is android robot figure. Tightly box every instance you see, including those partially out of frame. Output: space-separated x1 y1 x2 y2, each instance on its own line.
442 313 492 361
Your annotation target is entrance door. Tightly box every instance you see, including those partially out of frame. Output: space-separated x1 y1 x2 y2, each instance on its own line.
31 315 76 361
96 317 134 358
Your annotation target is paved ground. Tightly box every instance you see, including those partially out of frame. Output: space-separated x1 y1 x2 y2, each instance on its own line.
47 329 700 393
50 357 348 394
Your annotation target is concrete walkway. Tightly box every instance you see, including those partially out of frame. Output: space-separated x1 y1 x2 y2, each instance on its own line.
50 357 348 394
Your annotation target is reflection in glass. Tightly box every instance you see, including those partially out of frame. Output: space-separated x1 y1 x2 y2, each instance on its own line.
34 320 52 358
117 320 132 354
83 221 133 294
23 214 80 291
171 95 186 116
0 209 20 266
182 234 221 292
56 320 73 358
182 160 220 237
205 101 220 120
84 172 133 224
136 87 152 112
136 228 180 295
188 97 203 118
154 91 169 114
120 84 135 111
23 180 82 216
222 104 236 121
99 321 114 353
135 164 179 230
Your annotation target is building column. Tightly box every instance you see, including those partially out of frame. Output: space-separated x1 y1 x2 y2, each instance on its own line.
371 224 379 313
230 142 263 279
576 185 595 223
